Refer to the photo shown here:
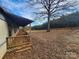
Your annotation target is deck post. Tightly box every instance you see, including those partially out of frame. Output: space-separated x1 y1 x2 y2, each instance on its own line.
29 24 31 33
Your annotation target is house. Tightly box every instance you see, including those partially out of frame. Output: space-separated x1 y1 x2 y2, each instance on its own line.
0 7 33 59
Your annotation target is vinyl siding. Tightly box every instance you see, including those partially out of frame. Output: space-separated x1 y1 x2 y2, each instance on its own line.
0 19 8 59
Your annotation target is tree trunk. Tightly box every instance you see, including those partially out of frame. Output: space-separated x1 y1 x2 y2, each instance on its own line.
47 12 50 32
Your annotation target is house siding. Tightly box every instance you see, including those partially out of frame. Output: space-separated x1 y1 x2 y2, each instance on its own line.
0 19 8 59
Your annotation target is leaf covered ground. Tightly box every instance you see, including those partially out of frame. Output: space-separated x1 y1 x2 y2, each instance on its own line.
3 28 79 59
30 28 79 59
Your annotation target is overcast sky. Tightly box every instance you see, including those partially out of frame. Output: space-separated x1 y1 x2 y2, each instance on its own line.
0 0 79 26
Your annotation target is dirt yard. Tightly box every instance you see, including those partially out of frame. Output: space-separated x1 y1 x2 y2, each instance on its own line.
30 28 79 59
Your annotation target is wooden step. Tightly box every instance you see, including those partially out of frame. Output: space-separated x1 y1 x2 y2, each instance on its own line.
7 43 32 52
8 42 32 49
16 47 32 52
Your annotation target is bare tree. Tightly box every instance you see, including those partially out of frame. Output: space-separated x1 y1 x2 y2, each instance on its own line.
28 0 77 32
